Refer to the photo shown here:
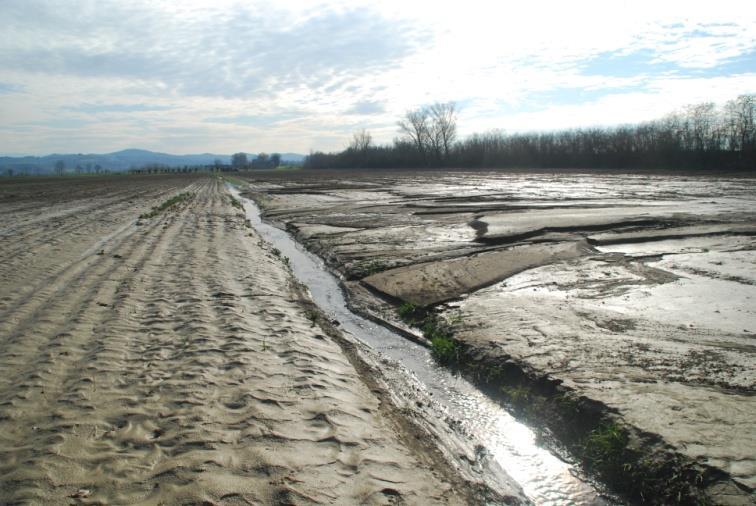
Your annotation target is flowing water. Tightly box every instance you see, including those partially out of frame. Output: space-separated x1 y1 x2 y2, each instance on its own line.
232 186 611 505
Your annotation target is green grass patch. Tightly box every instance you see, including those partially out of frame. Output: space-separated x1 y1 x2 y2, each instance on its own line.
389 297 716 504
395 303 460 365
139 192 193 219
223 175 246 187
270 247 290 267
490 372 713 504
304 308 319 326
385 291 723 504
228 195 243 210
583 422 630 476
355 259 390 277
501 385 532 404
397 302 420 323
430 335 459 365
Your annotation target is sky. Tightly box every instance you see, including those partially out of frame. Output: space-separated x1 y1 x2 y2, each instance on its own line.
1 0 755 155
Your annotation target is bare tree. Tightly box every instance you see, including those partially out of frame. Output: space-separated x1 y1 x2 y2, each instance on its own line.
349 129 372 153
54 160 65 176
398 108 430 159
686 103 716 151
725 95 755 154
306 94 755 171
398 104 457 163
429 102 457 161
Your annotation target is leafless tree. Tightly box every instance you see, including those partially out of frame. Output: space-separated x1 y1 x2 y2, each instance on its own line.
349 129 372 154
398 108 430 159
725 95 755 153
398 103 457 163
306 94 755 171
429 102 457 160
685 103 716 151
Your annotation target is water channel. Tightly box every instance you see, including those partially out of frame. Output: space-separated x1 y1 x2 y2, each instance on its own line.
231 185 612 505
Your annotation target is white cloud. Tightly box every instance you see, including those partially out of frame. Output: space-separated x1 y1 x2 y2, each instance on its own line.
0 0 754 154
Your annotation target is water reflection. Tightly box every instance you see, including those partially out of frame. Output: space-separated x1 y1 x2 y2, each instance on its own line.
231 185 612 505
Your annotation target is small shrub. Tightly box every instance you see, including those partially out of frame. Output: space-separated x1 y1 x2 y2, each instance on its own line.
223 176 246 187
430 335 459 365
583 422 629 478
139 192 193 219
229 195 243 210
304 308 319 325
360 259 388 276
397 302 421 323
501 385 532 405
556 393 581 415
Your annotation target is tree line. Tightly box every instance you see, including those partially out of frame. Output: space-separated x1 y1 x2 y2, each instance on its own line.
304 95 755 171
230 152 282 170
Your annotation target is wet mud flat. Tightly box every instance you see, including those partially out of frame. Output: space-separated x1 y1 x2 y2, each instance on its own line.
241 169 756 504
0 175 505 504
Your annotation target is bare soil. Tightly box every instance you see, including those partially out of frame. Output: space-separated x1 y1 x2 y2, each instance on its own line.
239 168 756 504
0 174 502 504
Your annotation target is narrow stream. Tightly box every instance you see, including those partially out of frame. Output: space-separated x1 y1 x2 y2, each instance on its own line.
232 186 611 505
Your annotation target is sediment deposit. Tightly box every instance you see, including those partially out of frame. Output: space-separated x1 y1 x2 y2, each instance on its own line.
0 176 495 504
243 170 756 502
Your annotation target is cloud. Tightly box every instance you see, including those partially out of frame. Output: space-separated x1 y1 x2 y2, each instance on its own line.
0 82 23 94
203 112 305 126
0 0 754 154
0 1 425 99
345 100 385 115
70 103 174 113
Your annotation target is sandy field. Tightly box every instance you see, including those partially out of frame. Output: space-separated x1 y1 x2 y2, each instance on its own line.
0 175 503 504
240 169 756 503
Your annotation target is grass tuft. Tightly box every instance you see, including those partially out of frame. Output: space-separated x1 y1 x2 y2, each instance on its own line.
395 303 460 365
139 192 193 219
583 422 629 477
356 259 389 277
430 335 459 365
229 195 243 210
397 302 420 323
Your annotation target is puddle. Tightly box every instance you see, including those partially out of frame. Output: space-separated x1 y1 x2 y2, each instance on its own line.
231 185 612 505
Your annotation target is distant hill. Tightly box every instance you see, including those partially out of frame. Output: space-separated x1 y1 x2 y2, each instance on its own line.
0 149 305 175
278 153 305 163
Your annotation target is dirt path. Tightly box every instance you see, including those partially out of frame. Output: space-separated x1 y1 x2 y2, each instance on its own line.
0 177 485 504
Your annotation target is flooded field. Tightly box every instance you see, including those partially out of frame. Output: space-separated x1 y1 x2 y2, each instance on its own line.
232 185 610 504
240 170 756 504
2 171 752 504
0 175 507 504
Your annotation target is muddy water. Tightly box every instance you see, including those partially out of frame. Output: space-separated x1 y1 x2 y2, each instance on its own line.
231 186 611 505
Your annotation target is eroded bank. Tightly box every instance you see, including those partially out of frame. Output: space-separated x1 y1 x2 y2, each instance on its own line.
238 170 756 505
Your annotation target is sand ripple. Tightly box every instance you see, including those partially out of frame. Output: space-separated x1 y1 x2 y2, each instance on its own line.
0 177 473 504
